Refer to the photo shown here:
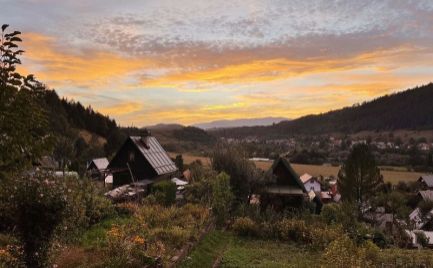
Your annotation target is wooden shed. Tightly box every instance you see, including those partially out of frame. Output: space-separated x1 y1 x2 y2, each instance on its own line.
260 157 308 210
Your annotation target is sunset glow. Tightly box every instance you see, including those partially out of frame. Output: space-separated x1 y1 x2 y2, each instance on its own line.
3 0 433 126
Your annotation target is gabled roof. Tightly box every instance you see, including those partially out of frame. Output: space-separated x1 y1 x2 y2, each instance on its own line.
418 190 433 202
419 175 433 187
269 157 306 193
300 173 314 184
89 157 109 170
129 136 178 175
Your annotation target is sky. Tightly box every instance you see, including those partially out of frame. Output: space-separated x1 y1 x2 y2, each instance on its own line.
2 0 433 126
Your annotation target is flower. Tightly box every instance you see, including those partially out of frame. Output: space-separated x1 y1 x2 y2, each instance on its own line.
132 235 145 245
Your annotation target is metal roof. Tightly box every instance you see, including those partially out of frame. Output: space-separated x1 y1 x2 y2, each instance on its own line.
90 157 109 170
130 136 178 175
418 190 433 202
420 175 433 187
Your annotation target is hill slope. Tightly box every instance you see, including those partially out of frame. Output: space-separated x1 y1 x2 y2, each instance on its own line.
212 83 433 138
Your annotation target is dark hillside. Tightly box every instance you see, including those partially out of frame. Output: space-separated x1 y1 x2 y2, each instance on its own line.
212 83 433 138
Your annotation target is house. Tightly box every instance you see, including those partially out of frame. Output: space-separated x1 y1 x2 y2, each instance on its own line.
107 136 178 191
300 173 321 192
409 207 433 230
259 157 308 211
418 175 433 190
415 190 433 204
406 230 433 248
87 157 109 180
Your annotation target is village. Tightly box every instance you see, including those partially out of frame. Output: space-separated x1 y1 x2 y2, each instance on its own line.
3 2 433 266
81 133 433 250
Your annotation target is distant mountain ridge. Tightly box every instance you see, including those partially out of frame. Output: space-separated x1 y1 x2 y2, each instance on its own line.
211 83 433 139
194 117 289 129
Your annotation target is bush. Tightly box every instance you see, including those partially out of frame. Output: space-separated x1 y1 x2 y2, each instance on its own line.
321 235 360 267
59 177 116 241
415 231 430 248
152 180 177 206
0 174 67 268
211 172 234 226
232 217 258 237
276 219 311 244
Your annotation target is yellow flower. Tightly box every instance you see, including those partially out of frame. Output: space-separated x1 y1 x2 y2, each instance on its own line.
132 235 145 245
107 226 122 238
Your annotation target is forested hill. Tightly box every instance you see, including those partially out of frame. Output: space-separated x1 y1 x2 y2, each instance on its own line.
44 90 119 139
212 83 433 139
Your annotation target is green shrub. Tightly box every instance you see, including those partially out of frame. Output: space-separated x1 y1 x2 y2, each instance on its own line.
211 172 234 226
232 217 258 237
152 180 177 206
276 219 312 244
415 231 430 248
1 174 67 268
321 235 360 267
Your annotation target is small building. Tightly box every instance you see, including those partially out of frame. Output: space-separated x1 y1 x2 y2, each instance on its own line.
415 190 433 204
409 207 433 230
87 157 109 180
300 173 321 192
107 136 178 190
259 157 308 210
418 175 433 190
406 230 433 248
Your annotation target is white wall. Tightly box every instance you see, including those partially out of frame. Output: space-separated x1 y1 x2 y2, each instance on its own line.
304 180 321 192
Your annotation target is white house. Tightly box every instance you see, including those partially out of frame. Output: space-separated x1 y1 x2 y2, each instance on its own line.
300 173 321 192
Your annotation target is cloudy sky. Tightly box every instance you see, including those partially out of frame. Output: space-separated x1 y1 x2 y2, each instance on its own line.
2 0 433 126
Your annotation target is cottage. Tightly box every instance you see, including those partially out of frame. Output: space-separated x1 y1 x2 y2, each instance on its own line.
259 157 308 210
418 175 433 190
300 173 321 192
87 157 109 180
107 136 178 190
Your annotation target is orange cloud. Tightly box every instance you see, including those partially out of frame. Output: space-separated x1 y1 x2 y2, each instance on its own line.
98 101 142 116
17 33 151 89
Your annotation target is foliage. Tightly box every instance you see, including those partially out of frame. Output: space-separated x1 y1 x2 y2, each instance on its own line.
338 144 384 214
418 200 433 219
0 173 67 267
60 177 116 240
373 191 411 219
174 154 184 172
415 231 430 248
0 25 53 173
152 180 177 206
211 172 234 226
211 144 261 204
98 203 210 267
231 217 258 237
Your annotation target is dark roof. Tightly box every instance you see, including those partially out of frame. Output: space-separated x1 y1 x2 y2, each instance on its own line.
269 157 306 193
129 136 178 175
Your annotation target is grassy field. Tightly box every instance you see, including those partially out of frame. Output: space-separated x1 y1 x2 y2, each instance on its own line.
171 153 425 184
180 231 319 268
182 230 433 268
